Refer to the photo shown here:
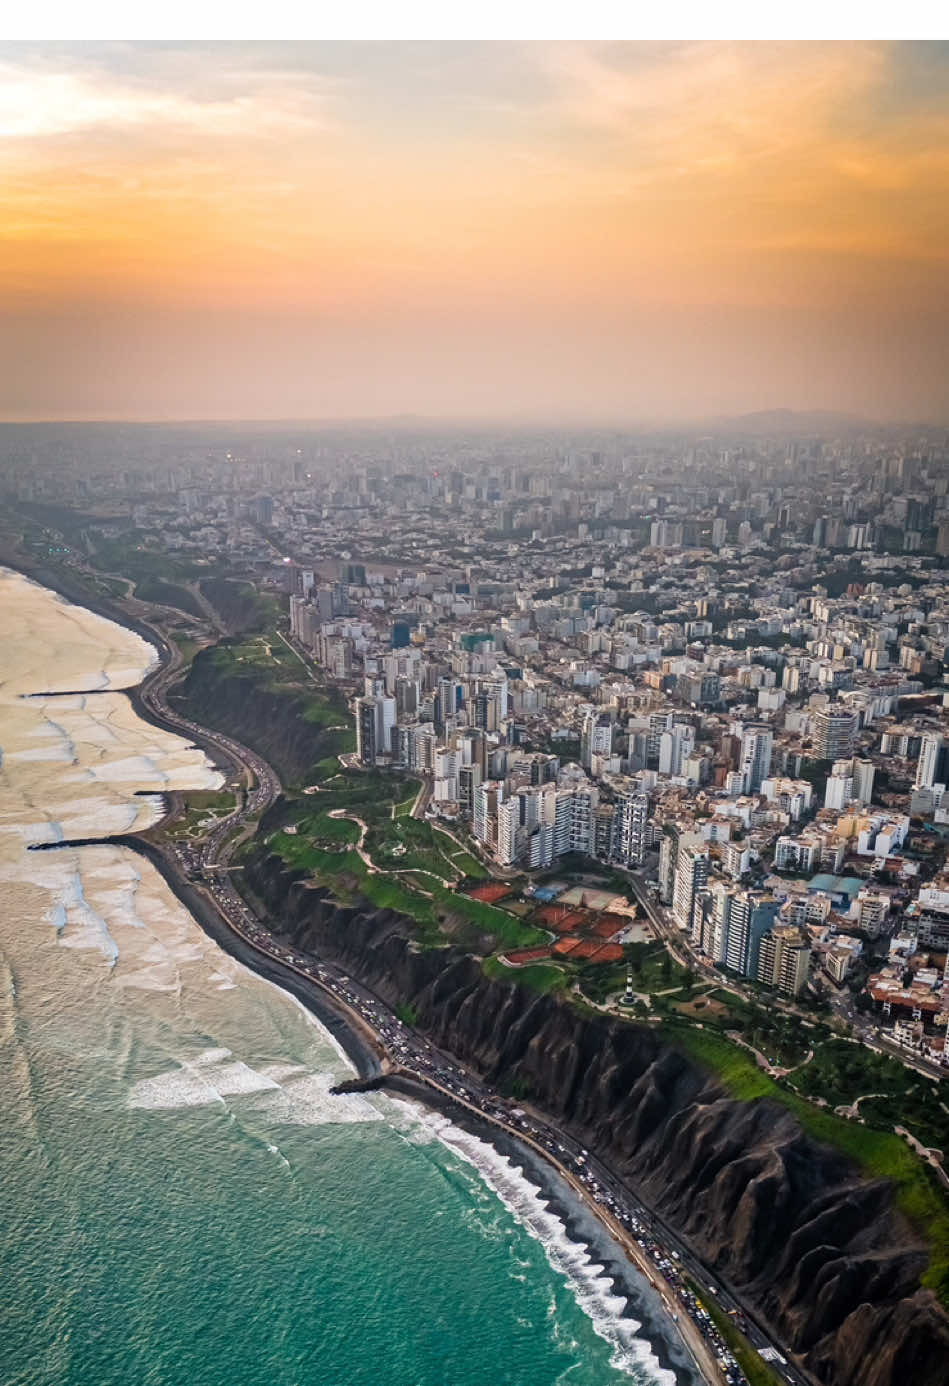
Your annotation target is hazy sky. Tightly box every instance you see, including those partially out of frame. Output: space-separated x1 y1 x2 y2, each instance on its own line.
2 40 948 423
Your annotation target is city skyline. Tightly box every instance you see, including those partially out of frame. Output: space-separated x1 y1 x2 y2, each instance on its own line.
2 40 948 423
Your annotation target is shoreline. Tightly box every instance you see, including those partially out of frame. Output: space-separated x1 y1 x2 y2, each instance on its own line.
6 554 718 1386
382 1072 704 1386
0 552 248 785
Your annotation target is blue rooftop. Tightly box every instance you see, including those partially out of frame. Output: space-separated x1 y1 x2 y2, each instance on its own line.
808 873 863 899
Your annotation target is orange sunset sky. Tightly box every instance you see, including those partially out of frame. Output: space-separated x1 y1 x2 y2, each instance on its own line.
2 40 948 423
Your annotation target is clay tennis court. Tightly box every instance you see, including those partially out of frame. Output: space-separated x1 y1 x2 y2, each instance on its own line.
504 946 555 965
465 881 513 903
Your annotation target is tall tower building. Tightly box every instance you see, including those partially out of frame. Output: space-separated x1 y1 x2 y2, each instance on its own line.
757 926 811 997
355 695 395 765
723 890 779 977
580 710 613 769
355 697 378 765
739 725 773 794
852 758 876 806
613 789 649 867
915 733 944 791
813 706 858 760
671 834 708 934
436 676 462 731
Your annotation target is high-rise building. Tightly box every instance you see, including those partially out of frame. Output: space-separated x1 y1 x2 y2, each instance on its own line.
458 763 482 816
915 733 944 790
355 697 378 765
436 676 463 731
723 890 779 977
433 748 459 803
757 926 811 996
852 889 890 939
394 676 421 719
812 706 858 760
650 518 684 548
474 781 504 849
824 760 855 810
658 723 695 777
496 798 520 867
580 710 613 769
671 833 708 934
852 758 876 805
739 724 773 793
613 789 649 867
594 804 617 861
658 830 677 904
355 695 395 765
457 727 488 779
552 768 598 857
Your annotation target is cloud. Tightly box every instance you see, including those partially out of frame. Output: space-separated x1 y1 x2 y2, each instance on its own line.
0 41 946 420
0 49 338 142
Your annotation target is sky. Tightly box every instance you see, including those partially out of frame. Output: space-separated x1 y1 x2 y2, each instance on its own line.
1 40 948 424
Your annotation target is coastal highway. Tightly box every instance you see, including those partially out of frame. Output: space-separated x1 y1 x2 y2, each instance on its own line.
132 619 281 824
195 853 813 1386
128 616 808 1386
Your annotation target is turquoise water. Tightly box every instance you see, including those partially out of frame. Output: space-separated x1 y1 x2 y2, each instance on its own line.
0 569 688 1386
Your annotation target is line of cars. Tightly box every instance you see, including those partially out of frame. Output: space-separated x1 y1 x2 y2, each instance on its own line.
151 644 796 1386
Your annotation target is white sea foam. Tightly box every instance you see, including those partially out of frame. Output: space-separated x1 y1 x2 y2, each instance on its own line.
56 864 121 963
257 1070 383 1126
1 569 684 1379
4 745 74 763
387 1100 675 1386
205 970 238 991
129 1050 282 1108
129 1048 382 1125
251 974 360 1078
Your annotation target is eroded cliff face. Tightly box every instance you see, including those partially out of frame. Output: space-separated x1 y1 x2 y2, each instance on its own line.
198 577 269 634
173 651 332 783
245 847 949 1386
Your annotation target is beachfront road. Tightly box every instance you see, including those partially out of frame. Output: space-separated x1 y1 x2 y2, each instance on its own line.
136 622 809 1386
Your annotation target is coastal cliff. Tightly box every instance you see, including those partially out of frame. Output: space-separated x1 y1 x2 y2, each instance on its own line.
172 650 337 783
244 846 949 1386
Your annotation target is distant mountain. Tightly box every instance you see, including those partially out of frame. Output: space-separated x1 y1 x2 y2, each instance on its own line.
706 408 872 434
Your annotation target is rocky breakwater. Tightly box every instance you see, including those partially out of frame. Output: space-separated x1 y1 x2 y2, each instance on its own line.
245 846 949 1386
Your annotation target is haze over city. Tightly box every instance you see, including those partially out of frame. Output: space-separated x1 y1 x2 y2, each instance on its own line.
2 39 948 423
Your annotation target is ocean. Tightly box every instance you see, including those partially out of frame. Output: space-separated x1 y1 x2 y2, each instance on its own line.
0 566 697 1386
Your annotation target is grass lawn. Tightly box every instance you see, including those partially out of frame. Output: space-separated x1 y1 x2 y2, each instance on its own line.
794 1038 949 1155
446 847 490 879
171 634 201 666
268 780 546 954
304 810 360 844
166 789 235 838
481 955 567 994
625 941 693 996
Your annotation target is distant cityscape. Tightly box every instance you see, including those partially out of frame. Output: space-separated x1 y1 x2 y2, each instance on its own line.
5 418 949 1054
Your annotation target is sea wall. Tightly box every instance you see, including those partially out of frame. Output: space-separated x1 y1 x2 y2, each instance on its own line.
244 846 949 1386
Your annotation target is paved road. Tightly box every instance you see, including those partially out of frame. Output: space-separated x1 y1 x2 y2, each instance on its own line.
135 625 810 1386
